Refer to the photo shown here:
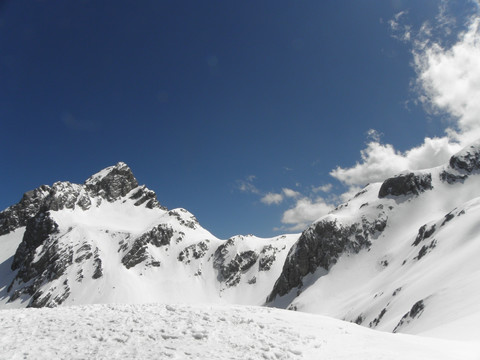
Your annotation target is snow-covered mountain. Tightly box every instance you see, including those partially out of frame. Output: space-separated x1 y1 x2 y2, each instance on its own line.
0 162 297 308
267 139 480 340
1 140 480 346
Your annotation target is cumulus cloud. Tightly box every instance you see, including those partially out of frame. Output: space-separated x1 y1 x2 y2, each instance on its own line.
330 137 461 187
242 3 480 233
332 4 480 189
261 192 283 205
413 17 480 144
280 197 334 231
282 188 301 198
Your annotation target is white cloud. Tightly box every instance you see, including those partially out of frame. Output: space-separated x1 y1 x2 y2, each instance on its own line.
330 137 461 187
261 192 283 205
237 175 260 194
312 184 333 193
332 5 480 189
282 188 301 198
241 4 480 234
366 129 382 143
281 197 333 231
413 17 480 144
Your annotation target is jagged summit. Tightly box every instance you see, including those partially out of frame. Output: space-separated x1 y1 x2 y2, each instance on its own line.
0 163 296 308
0 162 163 236
84 162 138 200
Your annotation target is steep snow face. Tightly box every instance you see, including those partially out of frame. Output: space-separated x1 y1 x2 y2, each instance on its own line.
0 163 297 308
1 303 477 360
267 141 480 340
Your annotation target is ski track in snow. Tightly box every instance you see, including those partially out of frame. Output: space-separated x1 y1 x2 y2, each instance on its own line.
0 303 478 360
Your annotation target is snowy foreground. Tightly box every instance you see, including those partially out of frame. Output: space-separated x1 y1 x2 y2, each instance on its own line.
0 303 478 360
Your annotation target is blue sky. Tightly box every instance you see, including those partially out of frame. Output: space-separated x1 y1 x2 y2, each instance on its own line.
1 1 480 238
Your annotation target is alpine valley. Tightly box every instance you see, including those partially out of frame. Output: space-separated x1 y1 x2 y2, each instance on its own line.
1 141 480 359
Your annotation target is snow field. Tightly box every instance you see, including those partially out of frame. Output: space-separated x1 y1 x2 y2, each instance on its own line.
0 303 478 360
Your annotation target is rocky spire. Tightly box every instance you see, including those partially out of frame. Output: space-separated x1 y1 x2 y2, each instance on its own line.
84 162 139 201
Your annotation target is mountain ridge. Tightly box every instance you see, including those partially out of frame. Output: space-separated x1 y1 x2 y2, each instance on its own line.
1 140 480 341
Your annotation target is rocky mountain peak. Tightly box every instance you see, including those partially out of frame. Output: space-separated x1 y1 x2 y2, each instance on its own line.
0 162 164 236
84 162 138 201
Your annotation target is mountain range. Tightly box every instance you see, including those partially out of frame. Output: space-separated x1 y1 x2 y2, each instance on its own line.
1 140 480 344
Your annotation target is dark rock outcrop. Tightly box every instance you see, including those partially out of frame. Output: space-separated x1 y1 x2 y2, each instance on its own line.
7 211 76 307
178 241 209 263
84 162 138 201
266 214 387 303
258 245 278 272
0 186 52 235
393 300 426 333
121 224 174 269
378 173 432 198
440 140 480 184
11 210 59 271
412 224 436 247
129 185 164 209
439 171 468 184
448 141 480 173
213 239 259 287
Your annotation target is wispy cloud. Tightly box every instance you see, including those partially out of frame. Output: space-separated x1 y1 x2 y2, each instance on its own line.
237 175 260 195
312 184 333 193
366 129 382 143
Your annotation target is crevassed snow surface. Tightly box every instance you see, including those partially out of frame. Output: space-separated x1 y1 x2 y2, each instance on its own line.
0 303 478 360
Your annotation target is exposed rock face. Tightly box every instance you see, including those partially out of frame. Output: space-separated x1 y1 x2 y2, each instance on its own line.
178 241 210 263
7 211 75 307
449 141 480 173
84 162 138 201
258 245 278 272
0 186 52 235
440 140 480 184
393 300 426 333
378 173 432 198
267 214 387 303
121 224 174 269
213 239 260 287
0 163 165 237
11 210 59 272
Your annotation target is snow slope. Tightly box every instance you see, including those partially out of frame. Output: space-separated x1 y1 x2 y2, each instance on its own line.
0 162 297 309
2 140 480 354
0 303 477 360
268 140 480 341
